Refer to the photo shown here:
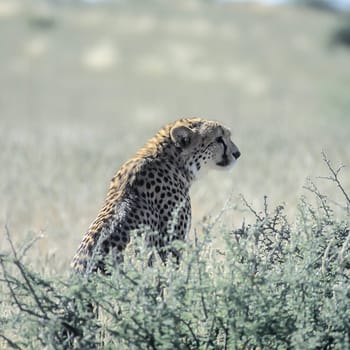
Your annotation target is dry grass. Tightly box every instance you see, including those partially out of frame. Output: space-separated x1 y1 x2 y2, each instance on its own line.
0 0 349 274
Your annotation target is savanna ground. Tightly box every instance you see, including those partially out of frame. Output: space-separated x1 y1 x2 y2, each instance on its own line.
0 1 350 347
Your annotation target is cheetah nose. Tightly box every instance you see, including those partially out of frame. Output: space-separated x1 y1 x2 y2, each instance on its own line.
233 150 241 159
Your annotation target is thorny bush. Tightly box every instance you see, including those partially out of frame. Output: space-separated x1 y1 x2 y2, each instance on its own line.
1 154 349 349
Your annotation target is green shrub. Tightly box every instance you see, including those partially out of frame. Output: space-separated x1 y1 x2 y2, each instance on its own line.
1 155 349 349
332 15 350 48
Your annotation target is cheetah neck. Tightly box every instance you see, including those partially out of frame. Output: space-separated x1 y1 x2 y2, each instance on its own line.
185 161 201 182
134 126 200 186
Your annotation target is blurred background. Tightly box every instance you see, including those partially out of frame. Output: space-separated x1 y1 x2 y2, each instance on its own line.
1 0 349 273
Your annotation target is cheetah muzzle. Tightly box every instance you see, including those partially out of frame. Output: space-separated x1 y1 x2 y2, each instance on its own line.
71 117 240 273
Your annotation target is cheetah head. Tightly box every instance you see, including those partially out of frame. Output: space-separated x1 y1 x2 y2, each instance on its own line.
170 118 241 177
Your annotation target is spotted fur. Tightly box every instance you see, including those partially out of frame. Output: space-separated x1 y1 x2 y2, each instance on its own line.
71 118 240 273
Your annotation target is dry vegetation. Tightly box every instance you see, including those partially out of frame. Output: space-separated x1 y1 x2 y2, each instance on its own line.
0 0 349 275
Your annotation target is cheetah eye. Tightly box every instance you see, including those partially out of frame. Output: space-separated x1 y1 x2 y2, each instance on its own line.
216 136 224 143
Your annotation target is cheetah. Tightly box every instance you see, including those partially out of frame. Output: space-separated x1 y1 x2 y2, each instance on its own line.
71 118 240 273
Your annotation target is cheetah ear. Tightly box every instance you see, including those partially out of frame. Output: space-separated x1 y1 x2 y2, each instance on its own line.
170 125 194 149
